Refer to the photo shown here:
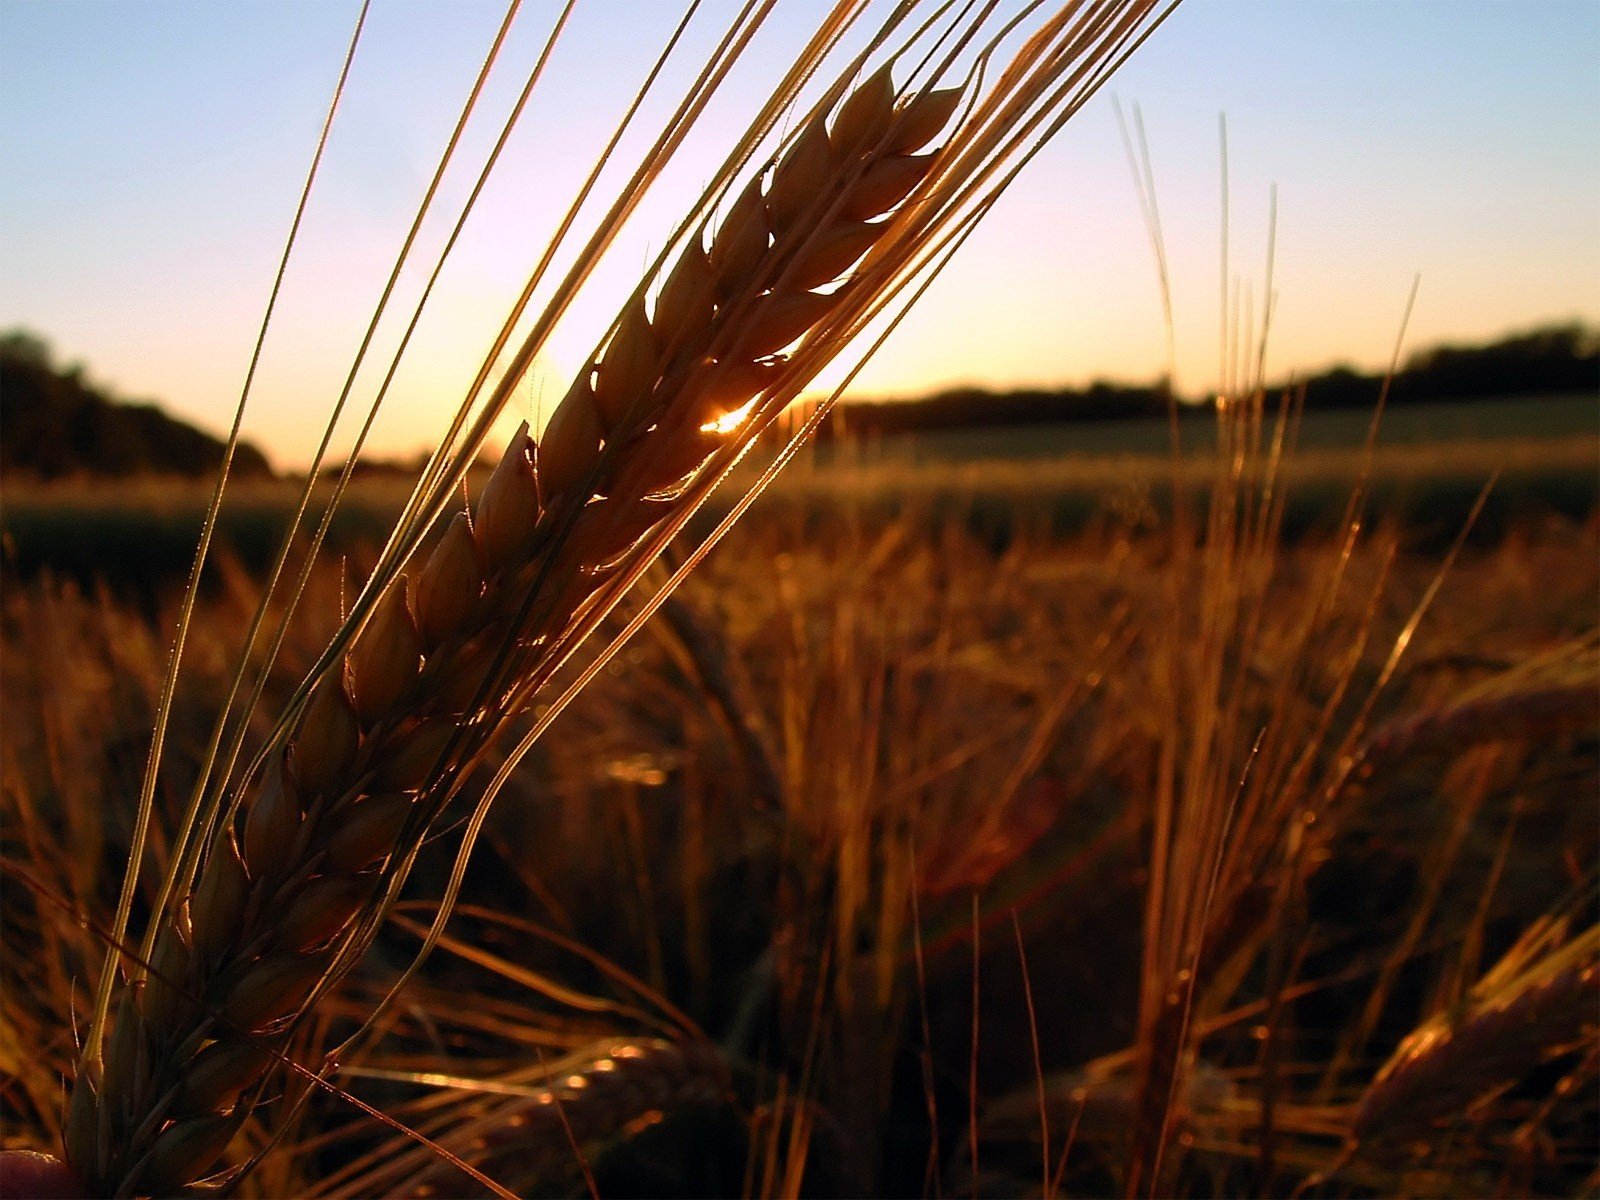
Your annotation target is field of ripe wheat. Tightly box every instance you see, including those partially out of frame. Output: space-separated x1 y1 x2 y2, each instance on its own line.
5 438 1597 1196
6 373 1599 1198
2 2 1597 1198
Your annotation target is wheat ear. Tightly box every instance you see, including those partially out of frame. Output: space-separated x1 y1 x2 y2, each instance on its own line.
1349 921 1599 1149
63 75 963 1199
325 1039 731 1198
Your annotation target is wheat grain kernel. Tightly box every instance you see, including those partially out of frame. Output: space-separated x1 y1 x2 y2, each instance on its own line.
100 994 144 1109
374 717 455 791
654 239 715 349
886 87 962 154
830 63 897 156
709 176 769 294
320 793 413 872
733 289 839 360
220 954 325 1033
767 116 833 231
786 220 881 291
433 632 505 714
292 677 361 796
176 1040 275 1114
593 297 658 429
276 876 373 951
241 760 301 882
838 153 933 221
538 380 605 503
349 581 423 725
140 927 193 1036
415 513 483 650
571 497 673 565
192 836 250 961
474 427 540 569
138 1115 237 1195
64 1075 99 1176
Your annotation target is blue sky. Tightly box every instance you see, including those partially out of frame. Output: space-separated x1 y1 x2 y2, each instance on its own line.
2 0 1596 465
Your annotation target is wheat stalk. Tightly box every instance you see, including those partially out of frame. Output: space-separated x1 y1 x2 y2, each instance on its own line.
59 4 1176 1193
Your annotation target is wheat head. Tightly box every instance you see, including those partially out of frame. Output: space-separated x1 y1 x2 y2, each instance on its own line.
60 4 1175 1193
62 75 1008 1200
1348 922 1599 1151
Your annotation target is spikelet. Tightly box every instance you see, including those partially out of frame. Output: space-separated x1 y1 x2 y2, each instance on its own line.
139 927 192 1035
766 116 834 232
292 676 361 796
321 793 414 871
374 718 456 791
348 579 423 725
136 1115 238 1197
708 176 768 297
219 954 328 1034
191 835 250 962
98 993 146 1113
537 380 605 505
829 63 897 155
351 1040 731 1198
785 219 881 291
63 1076 99 1176
414 514 483 651
241 758 301 881
884 85 962 154
275 875 373 951
592 297 659 429
176 1040 276 1114
654 237 716 349
472 425 540 568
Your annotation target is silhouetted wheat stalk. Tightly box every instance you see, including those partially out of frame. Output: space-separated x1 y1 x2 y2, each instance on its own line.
59 4 1176 1195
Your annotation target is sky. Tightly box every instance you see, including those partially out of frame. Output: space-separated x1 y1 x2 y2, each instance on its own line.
2 0 1597 468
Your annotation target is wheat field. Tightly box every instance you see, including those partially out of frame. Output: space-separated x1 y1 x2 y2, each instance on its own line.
1 2 1597 1197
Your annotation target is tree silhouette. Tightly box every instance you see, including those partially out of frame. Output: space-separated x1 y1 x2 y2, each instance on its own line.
0 330 272 479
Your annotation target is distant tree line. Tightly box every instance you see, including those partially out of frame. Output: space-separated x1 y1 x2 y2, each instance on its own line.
833 322 1598 436
0 330 272 480
2 322 1592 475
1303 322 1599 409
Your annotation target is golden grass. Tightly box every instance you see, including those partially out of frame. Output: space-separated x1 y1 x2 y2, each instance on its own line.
4 472 1596 1195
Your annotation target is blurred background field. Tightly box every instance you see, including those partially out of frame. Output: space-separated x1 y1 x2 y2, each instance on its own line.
3 379 1596 1195
4 390 1595 598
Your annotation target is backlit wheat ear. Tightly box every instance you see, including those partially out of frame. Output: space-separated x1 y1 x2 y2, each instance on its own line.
63 73 966 1200
65 1 1176 1188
